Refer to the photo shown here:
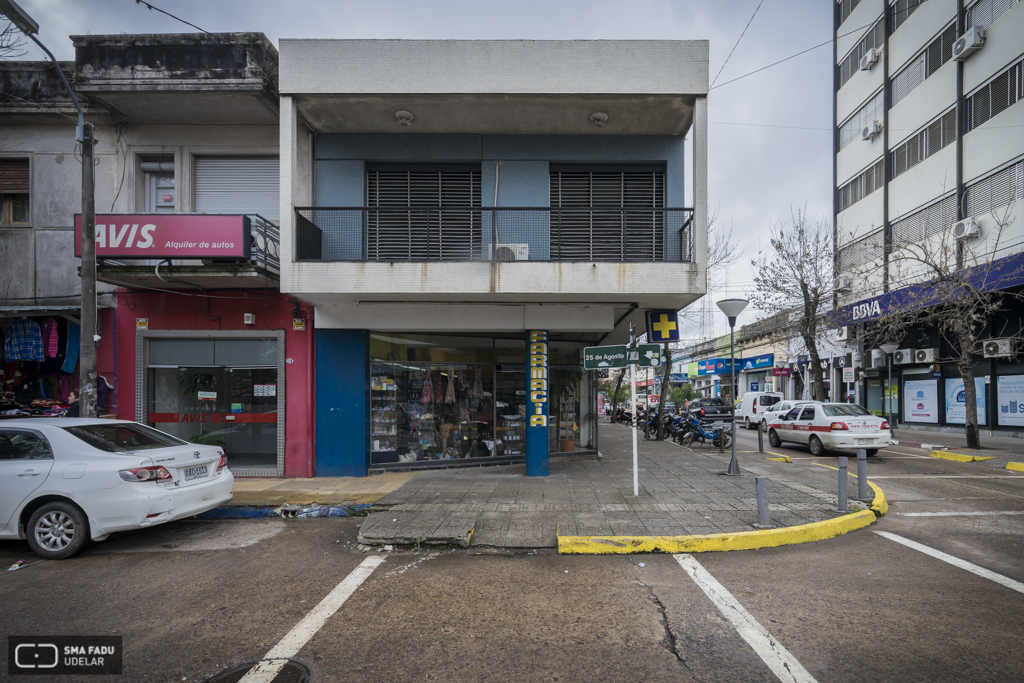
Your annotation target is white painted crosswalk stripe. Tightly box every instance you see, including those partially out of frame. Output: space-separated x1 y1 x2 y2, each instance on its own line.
239 555 387 683
874 531 1024 595
896 510 1024 517
674 554 818 683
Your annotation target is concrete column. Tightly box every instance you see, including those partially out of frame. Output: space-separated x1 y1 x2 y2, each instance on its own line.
692 96 708 284
279 96 302 290
526 330 549 476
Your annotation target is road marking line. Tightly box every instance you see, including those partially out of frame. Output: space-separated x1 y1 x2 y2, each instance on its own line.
866 475 1019 479
874 531 1024 595
896 510 1024 517
239 556 386 682
674 554 818 683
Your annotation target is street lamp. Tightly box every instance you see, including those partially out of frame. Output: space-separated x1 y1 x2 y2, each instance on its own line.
717 299 748 476
879 343 899 438
1 0 98 417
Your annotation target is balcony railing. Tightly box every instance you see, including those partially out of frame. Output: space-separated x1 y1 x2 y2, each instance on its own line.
247 214 281 272
295 207 694 263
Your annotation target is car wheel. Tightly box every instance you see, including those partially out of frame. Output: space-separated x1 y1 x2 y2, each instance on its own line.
26 502 89 560
744 417 751 430
768 429 781 448
761 418 769 432
865 449 878 456
808 435 826 457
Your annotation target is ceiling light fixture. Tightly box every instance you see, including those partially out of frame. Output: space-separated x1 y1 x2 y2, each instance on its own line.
395 110 414 127
590 112 609 127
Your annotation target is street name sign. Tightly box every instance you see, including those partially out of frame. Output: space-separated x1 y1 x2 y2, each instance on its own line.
583 345 628 369
635 344 663 367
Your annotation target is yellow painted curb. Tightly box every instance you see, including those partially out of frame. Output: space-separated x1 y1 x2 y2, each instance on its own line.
766 455 792 463
811 462 886 517
1007 462 1024 472
930 450 997 463
558 509 876 555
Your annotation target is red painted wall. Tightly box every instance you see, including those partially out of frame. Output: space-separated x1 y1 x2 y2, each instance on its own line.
112 289 315 477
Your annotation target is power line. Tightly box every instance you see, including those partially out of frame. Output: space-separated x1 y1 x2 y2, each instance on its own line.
711 0 765 88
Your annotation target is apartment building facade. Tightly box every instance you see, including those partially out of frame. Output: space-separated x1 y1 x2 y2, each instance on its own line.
832 0 1024 432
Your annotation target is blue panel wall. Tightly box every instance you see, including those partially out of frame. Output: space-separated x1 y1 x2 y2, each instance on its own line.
315 160 365 259
481 160 551 259
315 329 370 477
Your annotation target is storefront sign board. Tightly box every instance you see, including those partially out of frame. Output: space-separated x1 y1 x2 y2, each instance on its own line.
738 354 774 371
997 375 1024 426
904 379 939 423
583 345 627 369
645 310 680 343
944 377 987 425
75 214 250 258
773 367 791 378
526 330 549 476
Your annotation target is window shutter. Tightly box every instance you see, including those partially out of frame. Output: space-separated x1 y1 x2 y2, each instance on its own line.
194 157 279 221
0 159 29 194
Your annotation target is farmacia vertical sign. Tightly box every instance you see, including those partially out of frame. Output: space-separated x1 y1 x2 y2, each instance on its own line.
526 330 549 476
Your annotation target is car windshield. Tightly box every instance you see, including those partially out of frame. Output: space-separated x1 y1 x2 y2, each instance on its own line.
823 404 872 417
703 399 725 406
64 423 188 452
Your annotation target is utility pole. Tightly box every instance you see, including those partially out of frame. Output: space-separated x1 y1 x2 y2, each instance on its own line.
80 123 97 417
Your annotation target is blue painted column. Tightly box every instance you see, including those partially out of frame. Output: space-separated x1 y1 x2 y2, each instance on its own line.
526 330 549 476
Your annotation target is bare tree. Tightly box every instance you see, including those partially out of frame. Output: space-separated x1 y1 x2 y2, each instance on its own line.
1 19 28 59
749 206 834 401
871 209 1022 449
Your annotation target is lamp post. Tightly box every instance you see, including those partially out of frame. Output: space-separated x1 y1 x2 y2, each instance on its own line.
717 299 748 476
879 343 899 438
774 359 787 399
1 0 97 417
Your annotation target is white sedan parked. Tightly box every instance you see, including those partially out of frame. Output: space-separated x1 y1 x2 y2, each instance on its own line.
767 402 893 456
0 419 233 559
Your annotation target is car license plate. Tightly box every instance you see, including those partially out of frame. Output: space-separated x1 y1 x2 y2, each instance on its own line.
855 438 873 445
184 465 208 481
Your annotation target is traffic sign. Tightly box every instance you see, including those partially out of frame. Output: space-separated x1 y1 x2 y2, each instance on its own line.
583 345 628 369
645 310 680 343
635 343 663 367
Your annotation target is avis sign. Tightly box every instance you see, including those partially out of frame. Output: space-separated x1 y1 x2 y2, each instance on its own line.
75 214 250 259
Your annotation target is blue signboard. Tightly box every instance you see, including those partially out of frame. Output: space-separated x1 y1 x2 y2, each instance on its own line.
669 373 688 383
738 354 774 371
526 330 549 476
645 310 680 343
698 358 734 376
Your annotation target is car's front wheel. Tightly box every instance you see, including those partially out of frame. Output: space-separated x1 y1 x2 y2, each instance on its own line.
26 502 89 560
744 417 751 430
768 429 781 448
808 435 826 457
865 449 878 456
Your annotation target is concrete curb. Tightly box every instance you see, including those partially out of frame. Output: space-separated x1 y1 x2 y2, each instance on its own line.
766 455 792 463
1007 462 1024 472
557 509 877 555
929 450 997 463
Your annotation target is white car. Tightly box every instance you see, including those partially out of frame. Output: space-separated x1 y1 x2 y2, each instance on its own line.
0 419 233 560
767 402 892 456
758 399 810 432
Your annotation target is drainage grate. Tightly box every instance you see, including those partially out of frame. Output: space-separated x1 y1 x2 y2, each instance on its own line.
202 659 310 683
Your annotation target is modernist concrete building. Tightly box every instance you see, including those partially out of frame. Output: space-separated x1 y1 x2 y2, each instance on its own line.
278 40 710 474
832 0 1024 431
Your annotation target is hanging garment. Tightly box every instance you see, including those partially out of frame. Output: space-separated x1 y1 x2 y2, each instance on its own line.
97 375 110 413
445 365 455 403
421 371 433 404
41 318 59 358
473 366 484 399
60 322 80 374
4 318 44 362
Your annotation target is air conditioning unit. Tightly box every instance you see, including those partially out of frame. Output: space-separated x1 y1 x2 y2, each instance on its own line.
952 26 985 61
953 217 980 240
489 243 530 261
915 348 939 363
893 348 916 365
983 338 1017 358
861 120 883 141
837 326 849 341
835 275 854 292
859 47 880 71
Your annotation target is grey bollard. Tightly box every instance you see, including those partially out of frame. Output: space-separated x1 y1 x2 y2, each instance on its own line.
719 425 725 453
856 449 868 500
833 456 848 512
754 476 774 528
757 426 764 453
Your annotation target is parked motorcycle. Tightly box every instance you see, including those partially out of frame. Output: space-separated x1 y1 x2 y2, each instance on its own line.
678 415 732 449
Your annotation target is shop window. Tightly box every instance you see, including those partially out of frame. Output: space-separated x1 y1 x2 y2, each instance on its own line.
0 159 30 225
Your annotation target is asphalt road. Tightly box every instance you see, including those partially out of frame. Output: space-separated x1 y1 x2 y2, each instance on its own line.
2 433 1023 683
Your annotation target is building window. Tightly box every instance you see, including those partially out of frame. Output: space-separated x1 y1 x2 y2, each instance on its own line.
838 159 885 212
837 20 885 90
966 0 1021 29
890 23 958 107
890 0 927 33
838 91 885 151
966 59 1024 132
891 194 956 245
837 0 863 27
965 159 1024 217
0 159 29 225
194 157 280 221
890 108 957 179
837 227 885 275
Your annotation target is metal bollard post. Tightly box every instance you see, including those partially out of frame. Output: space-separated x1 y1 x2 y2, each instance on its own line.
831 456 848 512
753 476 774 528
856 449 868 500
757 426 764 453
719 424 725 453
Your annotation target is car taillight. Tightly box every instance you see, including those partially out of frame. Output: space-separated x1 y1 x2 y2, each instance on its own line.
217 453 228 472
753 404 757 413
880 421 889 430
119 466 172 482
700 409 706 417
830 422 849 431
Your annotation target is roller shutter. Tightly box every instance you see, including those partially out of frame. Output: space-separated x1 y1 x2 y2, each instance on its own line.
194 157 279 221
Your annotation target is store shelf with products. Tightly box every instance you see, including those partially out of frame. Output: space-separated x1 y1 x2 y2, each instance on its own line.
494 369 526 456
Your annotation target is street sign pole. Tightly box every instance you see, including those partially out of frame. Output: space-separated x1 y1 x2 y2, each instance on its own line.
630 324 639 497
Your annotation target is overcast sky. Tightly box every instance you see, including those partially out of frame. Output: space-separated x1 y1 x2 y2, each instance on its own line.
9 0 835 341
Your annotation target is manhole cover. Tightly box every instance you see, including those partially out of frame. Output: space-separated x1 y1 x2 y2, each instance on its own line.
202 659 310 683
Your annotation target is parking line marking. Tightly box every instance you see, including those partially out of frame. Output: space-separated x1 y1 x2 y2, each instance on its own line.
867 475 1019 479
674 554 818 683
896 511 1024 517
239 556 386 682
874 531 1024 595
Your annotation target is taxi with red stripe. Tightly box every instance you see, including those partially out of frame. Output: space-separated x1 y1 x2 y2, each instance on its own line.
766 401 891 456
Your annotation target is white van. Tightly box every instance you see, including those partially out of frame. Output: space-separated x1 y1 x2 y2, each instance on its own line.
734 392 784 430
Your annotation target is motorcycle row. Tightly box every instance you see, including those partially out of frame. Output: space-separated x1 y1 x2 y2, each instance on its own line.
612 404 732 449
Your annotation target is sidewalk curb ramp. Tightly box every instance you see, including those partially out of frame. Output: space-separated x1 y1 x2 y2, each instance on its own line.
929 450 997 463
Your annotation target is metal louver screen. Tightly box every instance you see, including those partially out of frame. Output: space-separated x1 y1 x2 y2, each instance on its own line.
837 228 884 274
892 195 956 245
550 167 665 261
365 166 482 261
966 161 1024 217
194 157 279 221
